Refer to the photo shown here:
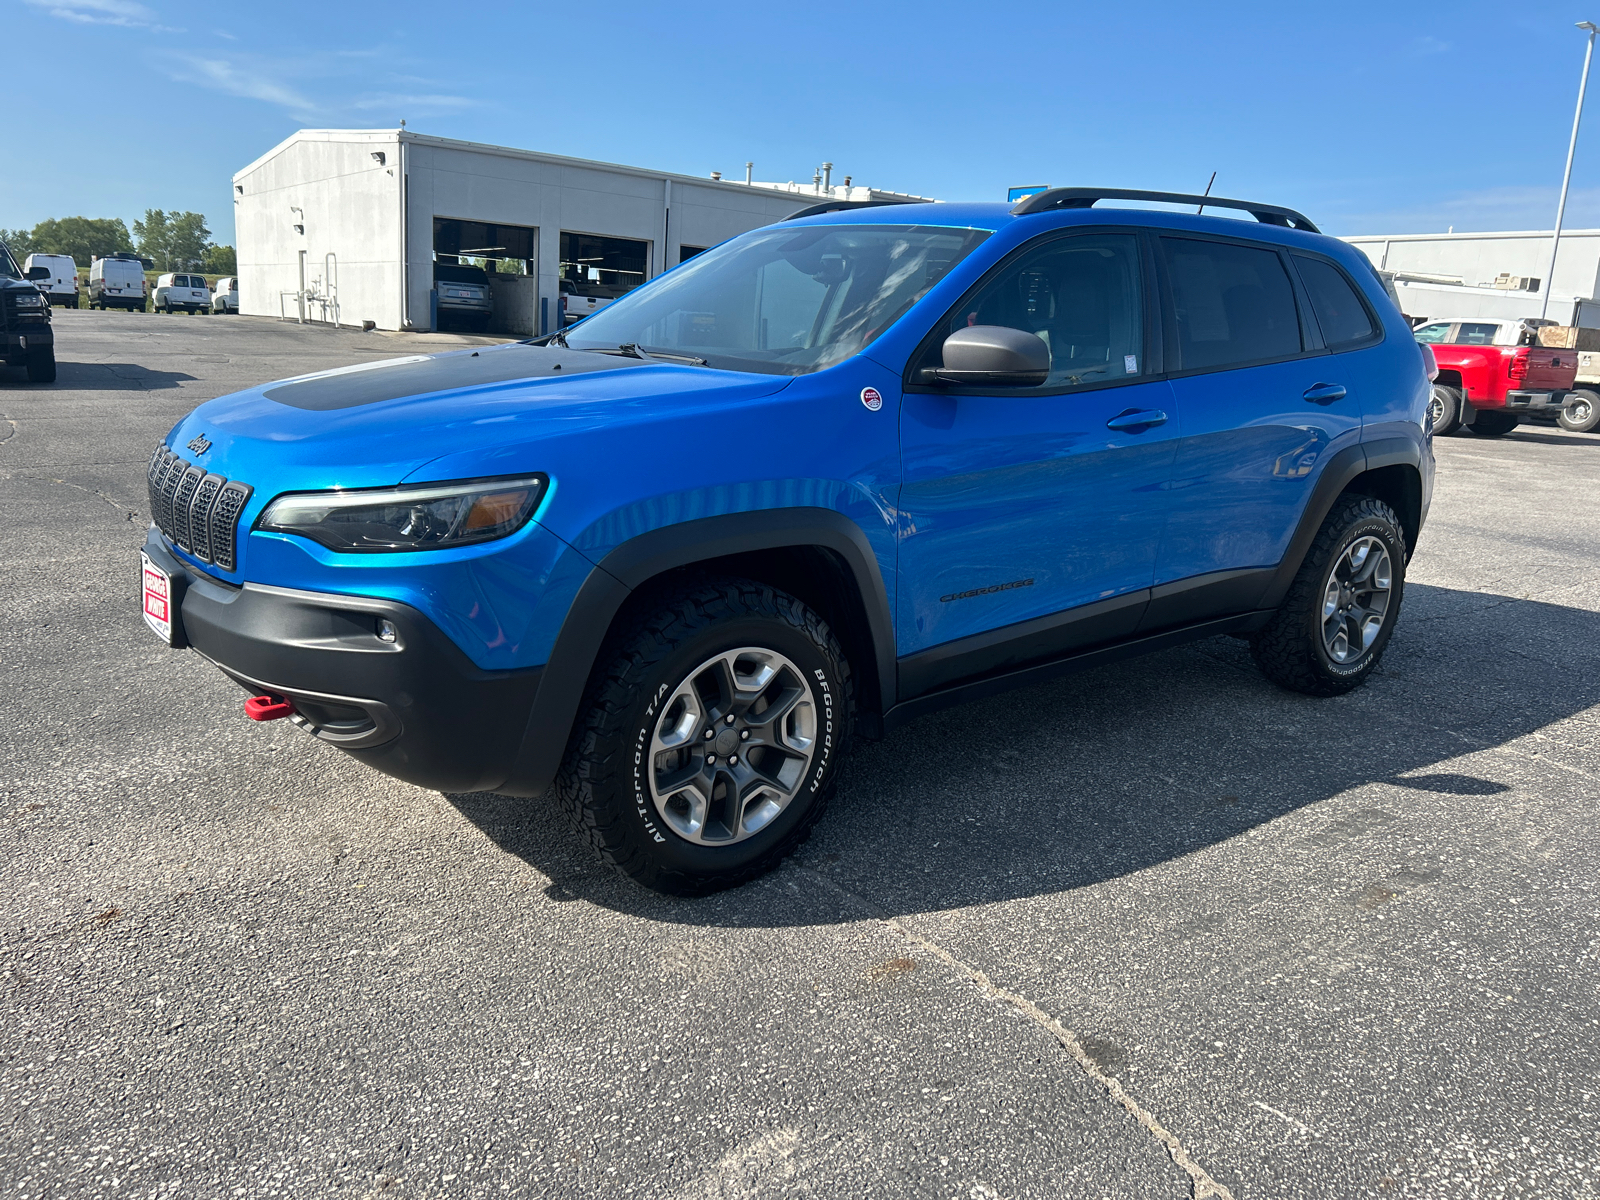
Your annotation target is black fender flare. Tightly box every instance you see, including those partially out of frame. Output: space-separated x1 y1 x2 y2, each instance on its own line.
499 507 896 798
1259 437 1421 611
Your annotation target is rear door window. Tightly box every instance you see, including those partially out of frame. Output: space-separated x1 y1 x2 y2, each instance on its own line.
1293 255 1377 350
1456 322 1500 345
1161 237 1303 371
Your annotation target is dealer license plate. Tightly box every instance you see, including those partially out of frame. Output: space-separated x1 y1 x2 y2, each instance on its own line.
140 551 175 645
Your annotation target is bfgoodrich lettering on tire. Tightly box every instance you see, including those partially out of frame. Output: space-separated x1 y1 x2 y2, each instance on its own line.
1250 495 1407 697
554 577 852 895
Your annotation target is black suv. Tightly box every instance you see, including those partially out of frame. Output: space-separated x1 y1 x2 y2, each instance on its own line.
1 239 55 383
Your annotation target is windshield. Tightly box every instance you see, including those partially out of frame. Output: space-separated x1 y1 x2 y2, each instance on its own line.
564 223 991 375
0 243 20 280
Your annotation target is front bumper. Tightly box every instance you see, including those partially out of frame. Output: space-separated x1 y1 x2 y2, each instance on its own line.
144 530 543 793
3 326 53 352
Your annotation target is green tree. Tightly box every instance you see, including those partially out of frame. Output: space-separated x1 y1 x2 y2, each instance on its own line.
201 244 237 275
133 209 212 271
29 217 135 265
0 228 35 257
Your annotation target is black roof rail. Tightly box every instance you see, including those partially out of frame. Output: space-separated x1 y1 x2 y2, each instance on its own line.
782 198 923 221
1010 187 1320 234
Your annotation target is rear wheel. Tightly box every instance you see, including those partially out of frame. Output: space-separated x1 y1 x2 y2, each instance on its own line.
1427 384 1462 436
25 346 56 383
555 578 852 895
1250 495 1406 696
1559 390 1600 433
1468 410 1519 438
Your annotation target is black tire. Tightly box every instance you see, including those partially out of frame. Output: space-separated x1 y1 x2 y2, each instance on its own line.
1250 495 1406 697
1427 383 1462 436
1559 390 1600 433
1468 410 1518 437
555 577 853 895
25 346 56 384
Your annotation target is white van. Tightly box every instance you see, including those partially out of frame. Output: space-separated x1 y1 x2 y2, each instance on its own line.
89 256 148 311
154 273 211 314
24 253 79 308
211 276 239 314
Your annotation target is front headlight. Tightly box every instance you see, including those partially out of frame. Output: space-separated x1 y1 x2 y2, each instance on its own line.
256 474 547 553
15 292 45 307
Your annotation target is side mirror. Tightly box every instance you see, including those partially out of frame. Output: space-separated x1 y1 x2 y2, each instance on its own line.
25 266 50 281
921 325 1050 388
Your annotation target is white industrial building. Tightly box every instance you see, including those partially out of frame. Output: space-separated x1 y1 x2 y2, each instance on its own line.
1344 228 1600 327
232 129 931 335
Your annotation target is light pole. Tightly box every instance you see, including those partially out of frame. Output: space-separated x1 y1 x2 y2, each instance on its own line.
1542 20 1598 321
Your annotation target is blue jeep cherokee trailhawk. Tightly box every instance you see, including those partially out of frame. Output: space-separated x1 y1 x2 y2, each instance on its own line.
140 187 1435 894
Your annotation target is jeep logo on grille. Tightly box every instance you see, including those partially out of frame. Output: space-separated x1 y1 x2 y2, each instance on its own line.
187 434 212 455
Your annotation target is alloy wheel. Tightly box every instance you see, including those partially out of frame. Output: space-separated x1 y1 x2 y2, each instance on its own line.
1427 387 1446 427
1321 536 1393 664
648 647 818 845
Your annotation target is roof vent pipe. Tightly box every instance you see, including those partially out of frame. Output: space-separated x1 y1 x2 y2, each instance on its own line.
843 175 851 188
710 171 721 180
745 162 753 185
822 162 833 191
812 169 822 193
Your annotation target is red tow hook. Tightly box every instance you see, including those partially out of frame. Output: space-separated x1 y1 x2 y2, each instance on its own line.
244 694 295 722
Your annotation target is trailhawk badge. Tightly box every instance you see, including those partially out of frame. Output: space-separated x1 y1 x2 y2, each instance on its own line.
860 386 883 412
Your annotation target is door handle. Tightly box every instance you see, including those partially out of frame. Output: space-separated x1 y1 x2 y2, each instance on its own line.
1106 408 1169 432
1303 383 1347 405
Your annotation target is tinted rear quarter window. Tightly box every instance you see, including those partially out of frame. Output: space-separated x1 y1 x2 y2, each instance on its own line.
1293 255 1376 349
1162 238 1302 371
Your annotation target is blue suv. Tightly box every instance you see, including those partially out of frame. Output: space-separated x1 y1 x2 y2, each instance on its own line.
139 188 1435 894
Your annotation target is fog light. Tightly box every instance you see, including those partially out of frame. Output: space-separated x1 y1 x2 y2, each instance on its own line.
377 619 398 643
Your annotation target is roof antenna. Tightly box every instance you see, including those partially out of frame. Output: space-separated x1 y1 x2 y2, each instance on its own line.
1196 171 1216 215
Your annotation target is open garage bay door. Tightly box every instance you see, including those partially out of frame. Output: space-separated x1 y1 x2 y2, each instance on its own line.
559 231 649 326
433 218 540 335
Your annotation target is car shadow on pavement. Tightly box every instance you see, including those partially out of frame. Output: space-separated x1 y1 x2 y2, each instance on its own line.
43 362 199 390
444 583 1600 925
1501 429 1600 448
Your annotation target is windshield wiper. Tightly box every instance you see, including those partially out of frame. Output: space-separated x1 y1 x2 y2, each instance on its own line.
611 343 709 366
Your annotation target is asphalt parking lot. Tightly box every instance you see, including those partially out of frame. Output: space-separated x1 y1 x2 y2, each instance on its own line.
3 311 1599 1200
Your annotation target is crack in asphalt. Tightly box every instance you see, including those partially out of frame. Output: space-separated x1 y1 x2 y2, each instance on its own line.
49 477 141 522
796 867 1237 1200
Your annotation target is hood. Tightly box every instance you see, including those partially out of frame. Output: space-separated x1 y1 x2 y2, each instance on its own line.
166 342 793 494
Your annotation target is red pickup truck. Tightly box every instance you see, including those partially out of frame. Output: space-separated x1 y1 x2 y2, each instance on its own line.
1412 317 1591 436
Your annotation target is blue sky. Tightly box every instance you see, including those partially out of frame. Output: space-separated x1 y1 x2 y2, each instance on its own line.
9 0 1600 245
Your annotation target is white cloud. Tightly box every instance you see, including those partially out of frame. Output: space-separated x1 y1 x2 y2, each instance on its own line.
161 53 474 123
1332 185 1600 237
23 0 180 31
352 92 476 116
167 54 319 118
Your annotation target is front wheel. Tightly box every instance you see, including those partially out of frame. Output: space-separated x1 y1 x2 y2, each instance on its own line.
1468 410 1519 438
1250 495 1407 696
555 578 852 895
1427 384 1462 436
1559 390 1600 433
25 346 56 383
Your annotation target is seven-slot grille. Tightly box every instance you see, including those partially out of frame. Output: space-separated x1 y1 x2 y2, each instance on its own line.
147 445 253 571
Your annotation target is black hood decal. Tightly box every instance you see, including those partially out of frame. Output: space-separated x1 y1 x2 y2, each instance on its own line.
263 343 648 411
